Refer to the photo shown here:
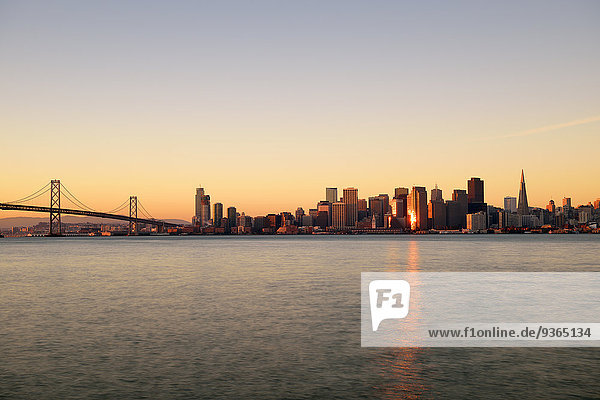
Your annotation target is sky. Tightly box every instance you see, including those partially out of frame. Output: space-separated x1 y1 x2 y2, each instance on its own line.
1 0 599 220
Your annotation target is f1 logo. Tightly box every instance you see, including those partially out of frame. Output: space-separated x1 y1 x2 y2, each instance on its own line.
369 280 411 331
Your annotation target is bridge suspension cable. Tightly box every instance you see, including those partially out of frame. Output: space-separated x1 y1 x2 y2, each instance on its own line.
61 190 91 211
137 200 155 220
106 199 130 214
60 183 97 212
5 182 51 204
61 183 132 216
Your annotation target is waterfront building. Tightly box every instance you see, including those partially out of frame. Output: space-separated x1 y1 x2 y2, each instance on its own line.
358 198 368 221
316 211 329 229
213 202 223 227
308 209 319 223
390 197 406 219
428 200 447 230
227 206 237 228
452 189 468 227
317 201 331 226
368 196 385 228
409 186 428 231
281 212 295 226
267 213 282 229
332 202 347 229
301 215 314 227
393 188 408 225
253 216 268 233
466 212 487 231
521 214 541 228
343 187 359 227
238 212 252 228
195 187 211 226
445 200 461 229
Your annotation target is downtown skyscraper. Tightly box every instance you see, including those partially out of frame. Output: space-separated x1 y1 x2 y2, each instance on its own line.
213 202 223 227
517 170 529 215
408 186 428 231
332 201 346 229
326 188 338 204
467 177 486 214
343 187 359 227
195 187 211 226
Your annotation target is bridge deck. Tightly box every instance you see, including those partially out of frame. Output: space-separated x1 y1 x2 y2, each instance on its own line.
0 203 179 227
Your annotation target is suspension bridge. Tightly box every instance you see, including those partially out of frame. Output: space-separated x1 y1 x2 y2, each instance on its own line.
0 180 180 236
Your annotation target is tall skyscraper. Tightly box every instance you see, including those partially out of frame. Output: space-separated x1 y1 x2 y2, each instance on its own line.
409 186 428 230
428 199 447 230
390 198 406 219
467 178 484 204
332 202 347 229
390 197 408 228
213 202 223 227
326 188 338 204
343 187 358 227
394 187 409 199
227 206 237 228
378 194 390 214
368 196 385 228
266 213 282 228
357 198 368 221
195 187 211 226
451 189 468 228
445 200 460 229
393 188 408 226
317 201 332 226
517 170 529 215
546 199 555 213
295 207 305 224
504 196 517 213
431 184 442 202
467 177 486 213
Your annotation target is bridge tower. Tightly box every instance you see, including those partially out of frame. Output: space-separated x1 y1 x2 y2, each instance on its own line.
129 196 138 235
49 179 61 236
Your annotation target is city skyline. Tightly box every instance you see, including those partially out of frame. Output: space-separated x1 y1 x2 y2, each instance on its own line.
1 169 599 222
4 169 598 236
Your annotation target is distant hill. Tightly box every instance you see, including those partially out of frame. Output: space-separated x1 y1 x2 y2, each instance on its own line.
163 219 191 226
0 216 190 229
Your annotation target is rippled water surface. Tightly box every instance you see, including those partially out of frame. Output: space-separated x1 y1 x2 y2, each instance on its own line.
1 235 599 399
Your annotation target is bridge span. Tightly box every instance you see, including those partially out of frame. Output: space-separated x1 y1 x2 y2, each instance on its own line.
1 180 181 236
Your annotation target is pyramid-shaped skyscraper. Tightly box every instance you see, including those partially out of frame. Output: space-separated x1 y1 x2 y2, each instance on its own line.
517 169 529 215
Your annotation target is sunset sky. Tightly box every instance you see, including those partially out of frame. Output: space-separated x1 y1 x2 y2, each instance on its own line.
1 1 599 220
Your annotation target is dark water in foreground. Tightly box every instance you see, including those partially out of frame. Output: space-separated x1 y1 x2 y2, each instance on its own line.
1 235 599 399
